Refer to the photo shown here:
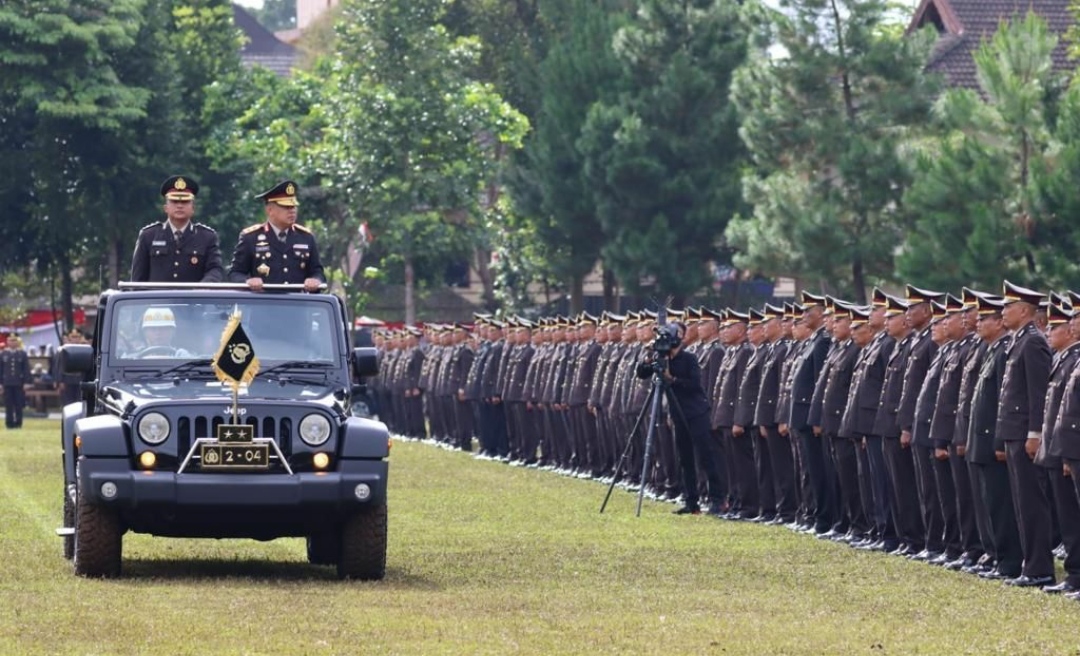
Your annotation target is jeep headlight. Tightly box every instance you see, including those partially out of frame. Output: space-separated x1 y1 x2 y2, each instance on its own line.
137 412 170 445
299 414 331 446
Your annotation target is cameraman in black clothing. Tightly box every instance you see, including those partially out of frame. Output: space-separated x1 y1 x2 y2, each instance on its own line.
638 321 724 515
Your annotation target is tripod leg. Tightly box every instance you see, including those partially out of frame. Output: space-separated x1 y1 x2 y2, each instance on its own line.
636 377 666 517
600 384 656 514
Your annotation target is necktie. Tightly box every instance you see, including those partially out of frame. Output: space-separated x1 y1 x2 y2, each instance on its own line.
174 230 183 243
278 231 287 243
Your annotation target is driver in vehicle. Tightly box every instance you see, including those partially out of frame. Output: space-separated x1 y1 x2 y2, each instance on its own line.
132 307 192 358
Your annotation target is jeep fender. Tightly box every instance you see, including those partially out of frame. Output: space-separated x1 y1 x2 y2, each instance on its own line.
61 403 86 484
73 415 129 459
339 417 390 459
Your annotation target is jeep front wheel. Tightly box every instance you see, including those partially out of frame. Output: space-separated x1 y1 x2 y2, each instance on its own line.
62 490 74 560
73 492 122 578
337 503 387 580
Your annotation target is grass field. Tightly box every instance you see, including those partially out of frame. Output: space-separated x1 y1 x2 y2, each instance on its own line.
1 419 1078 655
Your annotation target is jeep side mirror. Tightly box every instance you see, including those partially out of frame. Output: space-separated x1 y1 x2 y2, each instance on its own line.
352 347 379 378
351 384 367 398
60 344 94 375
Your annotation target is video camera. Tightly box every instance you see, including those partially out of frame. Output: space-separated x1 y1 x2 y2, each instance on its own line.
651 323 681 354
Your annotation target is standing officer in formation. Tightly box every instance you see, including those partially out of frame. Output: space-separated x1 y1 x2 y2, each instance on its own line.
228 180 324 291
130 176 224 283
2 337 30 429
375 279 1080 599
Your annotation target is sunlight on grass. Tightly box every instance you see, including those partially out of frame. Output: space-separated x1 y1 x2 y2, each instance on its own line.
0 419 1077 654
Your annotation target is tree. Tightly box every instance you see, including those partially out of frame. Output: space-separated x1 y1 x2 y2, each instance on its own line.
579 0 749 306
725 0 937 302
322 0 528 324
0 0 151 326
507 0 626 313
899 13 1078 290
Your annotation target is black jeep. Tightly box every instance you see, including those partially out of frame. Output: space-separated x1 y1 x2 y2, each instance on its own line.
57 285 389 579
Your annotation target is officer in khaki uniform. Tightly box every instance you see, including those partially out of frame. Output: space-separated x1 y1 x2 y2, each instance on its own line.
228 180 325 291
131 176 224 283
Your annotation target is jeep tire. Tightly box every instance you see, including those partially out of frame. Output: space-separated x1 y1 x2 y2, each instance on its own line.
62 490 74 560
306 530 341 566
337 503 387 580
73 490 122 578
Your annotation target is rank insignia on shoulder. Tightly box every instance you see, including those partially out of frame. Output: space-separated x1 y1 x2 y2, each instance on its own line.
293 224 312 234
241 224 264 235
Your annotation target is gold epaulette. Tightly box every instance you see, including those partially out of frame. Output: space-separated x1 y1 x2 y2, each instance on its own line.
293 223 312 234
241 223 264 235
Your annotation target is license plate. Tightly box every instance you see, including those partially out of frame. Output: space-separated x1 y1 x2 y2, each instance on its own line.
200 443 270 470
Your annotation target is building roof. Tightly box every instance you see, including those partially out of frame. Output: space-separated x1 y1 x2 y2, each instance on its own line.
907 0 1073 90
232 4 297 78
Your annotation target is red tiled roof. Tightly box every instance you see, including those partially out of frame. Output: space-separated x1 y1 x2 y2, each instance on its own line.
908 0 1074 90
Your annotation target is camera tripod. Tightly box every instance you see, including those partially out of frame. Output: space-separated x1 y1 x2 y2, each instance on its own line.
599 365 691 517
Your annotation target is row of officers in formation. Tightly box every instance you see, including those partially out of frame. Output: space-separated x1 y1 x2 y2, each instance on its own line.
371 281 1080 599
129 175 325 291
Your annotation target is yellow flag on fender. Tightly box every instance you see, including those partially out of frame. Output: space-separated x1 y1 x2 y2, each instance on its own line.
211 310 260 389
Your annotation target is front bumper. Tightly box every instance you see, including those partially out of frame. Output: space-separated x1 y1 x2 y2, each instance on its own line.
77 456 388 539
78 457 388 507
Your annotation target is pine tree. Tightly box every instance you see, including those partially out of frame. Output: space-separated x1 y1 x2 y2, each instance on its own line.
726 0 937 302
580 0 749 306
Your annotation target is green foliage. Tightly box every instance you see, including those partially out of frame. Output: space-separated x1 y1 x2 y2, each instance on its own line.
899 12 1079 290
321 0 528 317
509 0 626 302
727 0 937 301
580 0 749 304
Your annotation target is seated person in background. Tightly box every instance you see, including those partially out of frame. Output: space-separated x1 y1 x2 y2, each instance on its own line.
31 363 54 389
128 307 192 359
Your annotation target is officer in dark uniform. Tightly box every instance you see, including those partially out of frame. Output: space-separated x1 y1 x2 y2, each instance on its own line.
899 285 946 562
786 291 833 534
967 292 1023 580
130 176 224 283
2 337 31 429
1039 302 1080 594
875 293 924 555
228 180 325 291
996 280 1054 587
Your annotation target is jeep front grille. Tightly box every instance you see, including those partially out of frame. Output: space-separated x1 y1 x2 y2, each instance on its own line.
173 413 294 462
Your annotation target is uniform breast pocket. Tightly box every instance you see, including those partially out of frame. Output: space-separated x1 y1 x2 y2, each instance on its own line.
151 248 169 258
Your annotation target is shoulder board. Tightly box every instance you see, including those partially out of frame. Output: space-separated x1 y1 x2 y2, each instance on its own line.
194 222 216 233
293 224 312 234
139 222 160 232
241 223 264 235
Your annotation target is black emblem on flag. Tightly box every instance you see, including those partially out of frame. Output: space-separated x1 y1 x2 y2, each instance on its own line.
212 311 260 388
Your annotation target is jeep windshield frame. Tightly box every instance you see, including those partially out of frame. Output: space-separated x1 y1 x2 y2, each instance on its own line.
96 290 351 387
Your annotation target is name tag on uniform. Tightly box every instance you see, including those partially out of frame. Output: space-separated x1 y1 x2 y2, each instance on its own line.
292 244 309 250
152 241 167 246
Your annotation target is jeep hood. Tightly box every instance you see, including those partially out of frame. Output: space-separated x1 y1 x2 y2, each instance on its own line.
101 378 345 410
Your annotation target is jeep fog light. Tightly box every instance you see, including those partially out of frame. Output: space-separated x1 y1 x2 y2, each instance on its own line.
139 451 157 469
353 483 371 501
100 482 118 499
138 412 170 445
312 452 330 470
299 414 331 446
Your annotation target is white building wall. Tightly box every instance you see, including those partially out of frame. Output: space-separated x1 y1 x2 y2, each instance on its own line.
297 0 338 30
